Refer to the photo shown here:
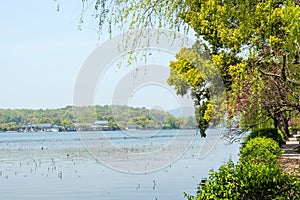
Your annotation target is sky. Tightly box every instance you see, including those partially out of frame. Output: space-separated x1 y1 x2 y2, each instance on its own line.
0 1 106 109
0 1 194 111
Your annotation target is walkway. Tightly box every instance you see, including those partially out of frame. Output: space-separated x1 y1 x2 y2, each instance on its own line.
279 133 300 176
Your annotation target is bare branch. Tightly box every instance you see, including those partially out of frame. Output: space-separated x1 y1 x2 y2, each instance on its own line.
258 69 300 85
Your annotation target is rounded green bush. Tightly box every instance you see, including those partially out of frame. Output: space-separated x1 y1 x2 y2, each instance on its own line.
244 128 285 146
240 137 282 165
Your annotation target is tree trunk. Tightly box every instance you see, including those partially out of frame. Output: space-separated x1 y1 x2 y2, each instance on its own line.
273 117 279 131
282 117 290 138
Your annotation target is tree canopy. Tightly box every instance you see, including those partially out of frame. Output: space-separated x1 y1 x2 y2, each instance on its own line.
80 0 300 137
170 0 300 137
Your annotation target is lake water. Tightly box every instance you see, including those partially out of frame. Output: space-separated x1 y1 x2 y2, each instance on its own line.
0 129 240 200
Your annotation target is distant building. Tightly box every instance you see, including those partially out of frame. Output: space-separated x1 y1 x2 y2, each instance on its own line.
22 123 60 132
94 120 109 125
73 120 111 131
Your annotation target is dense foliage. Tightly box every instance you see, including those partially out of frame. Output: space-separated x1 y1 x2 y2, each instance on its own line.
240 137 283 164
171 0 300 137
167 41 225 137
0 105 196 131
244 128 286 146
185 137 300 199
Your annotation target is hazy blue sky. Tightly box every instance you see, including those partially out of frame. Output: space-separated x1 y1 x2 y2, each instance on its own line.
0 1 101 109
0 1 195 111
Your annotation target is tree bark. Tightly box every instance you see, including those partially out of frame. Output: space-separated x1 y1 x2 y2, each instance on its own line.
282 117 290 138
273 117 279 131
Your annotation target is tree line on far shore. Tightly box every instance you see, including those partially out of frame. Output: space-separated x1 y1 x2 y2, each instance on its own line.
0 105 196 132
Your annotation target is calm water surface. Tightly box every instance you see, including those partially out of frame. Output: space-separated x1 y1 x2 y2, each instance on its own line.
0 129 240 200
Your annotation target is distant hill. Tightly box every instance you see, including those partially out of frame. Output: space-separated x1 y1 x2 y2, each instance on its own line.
0 105 196 132
167 106 195 118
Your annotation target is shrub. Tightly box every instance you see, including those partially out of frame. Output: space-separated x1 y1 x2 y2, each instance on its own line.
239 137 282 165
184 161 239 200
244 128 285 146
187 161 300 200
237 162 300 200
185 137 300 200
